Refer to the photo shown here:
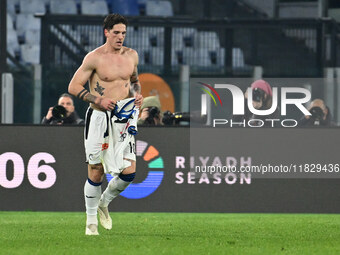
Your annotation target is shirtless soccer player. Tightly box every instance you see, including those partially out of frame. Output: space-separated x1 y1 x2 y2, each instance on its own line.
68 14 143 235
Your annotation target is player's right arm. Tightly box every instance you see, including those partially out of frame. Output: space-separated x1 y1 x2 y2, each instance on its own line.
68 52 115 111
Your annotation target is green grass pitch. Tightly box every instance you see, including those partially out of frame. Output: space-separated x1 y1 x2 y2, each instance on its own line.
0 212 339 255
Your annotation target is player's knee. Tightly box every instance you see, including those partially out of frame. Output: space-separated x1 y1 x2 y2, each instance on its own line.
88 174 103 183
88 164 104 183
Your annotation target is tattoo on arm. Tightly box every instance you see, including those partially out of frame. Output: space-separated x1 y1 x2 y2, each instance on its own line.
131 69 139 83
130 68 141 94
94 81 105 96
76 88 99 104
77 88 89 100
130 82 141 94
84 93 98 104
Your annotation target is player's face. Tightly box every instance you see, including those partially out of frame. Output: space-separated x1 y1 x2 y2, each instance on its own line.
105 23 126 50
58 97 74 116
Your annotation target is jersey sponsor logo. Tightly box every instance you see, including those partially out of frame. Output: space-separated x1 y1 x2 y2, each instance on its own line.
101 143 109 151
119 133 127 142
106 140 164 199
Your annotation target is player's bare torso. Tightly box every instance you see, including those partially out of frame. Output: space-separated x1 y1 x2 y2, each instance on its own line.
89 45 135 111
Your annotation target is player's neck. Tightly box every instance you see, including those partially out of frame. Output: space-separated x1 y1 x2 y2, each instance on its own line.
104 43 122 54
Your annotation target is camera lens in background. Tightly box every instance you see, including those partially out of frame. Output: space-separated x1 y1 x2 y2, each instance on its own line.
173 112 190 122
252 88 265 102
162 111 174 125
145 107 160 125
309 106 324 125
52 105 67 120
162 111 206 126
148 107 160 117
309 107 324 119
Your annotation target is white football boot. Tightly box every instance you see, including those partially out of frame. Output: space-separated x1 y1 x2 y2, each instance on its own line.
98 206 112 230
85 224 99 235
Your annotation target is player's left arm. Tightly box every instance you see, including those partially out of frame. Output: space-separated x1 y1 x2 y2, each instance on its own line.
130 50 143 107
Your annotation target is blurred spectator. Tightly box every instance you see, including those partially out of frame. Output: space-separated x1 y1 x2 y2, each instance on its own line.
42 93 84 125
298 99 335 127
233 79 280 127
137 96 163 125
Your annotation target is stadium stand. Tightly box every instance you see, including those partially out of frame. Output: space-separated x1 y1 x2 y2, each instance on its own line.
80 0 109 15
24 29 41 45
2 0 325 78
6 0 249 70
172 28 196 49
232 48 245 69
172 0 267 19
125 27 150 49
16 13 41 39
145 0 173 17
7 29 20 62
149 28 164 47
7 0 18 19
136 0 146 15
135 46 150 65
49 0 78 14
19 0 46 14
20 44 40 64
194 31 220 50
7 13 14 30
110 0 139 16
150 47 163 65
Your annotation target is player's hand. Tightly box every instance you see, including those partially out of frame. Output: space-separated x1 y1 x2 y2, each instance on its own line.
46 107 53 120
140 108 149 120
134 93 143 108
97 97 116 111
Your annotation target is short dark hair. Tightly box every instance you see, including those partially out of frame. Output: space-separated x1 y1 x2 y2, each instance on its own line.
59 93 73 101
59 93 73 99
103 14 128 30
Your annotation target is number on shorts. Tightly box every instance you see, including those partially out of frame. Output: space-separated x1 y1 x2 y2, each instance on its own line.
129 142 136 154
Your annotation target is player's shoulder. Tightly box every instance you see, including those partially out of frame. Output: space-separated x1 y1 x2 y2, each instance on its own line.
123 47 138 63
83 48 98 61
89 45 106 57
82 46 105 65
123 47 138 57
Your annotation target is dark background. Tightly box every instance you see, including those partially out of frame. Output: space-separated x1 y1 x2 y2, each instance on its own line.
0 126 339 213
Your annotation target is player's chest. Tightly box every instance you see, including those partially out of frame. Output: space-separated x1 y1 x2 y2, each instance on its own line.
96 56 134 81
